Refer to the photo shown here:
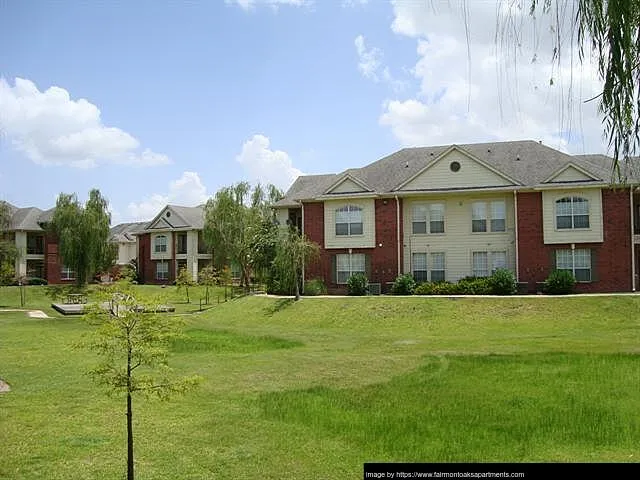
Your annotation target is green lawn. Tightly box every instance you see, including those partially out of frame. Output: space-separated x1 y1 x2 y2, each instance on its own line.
1 292 640 478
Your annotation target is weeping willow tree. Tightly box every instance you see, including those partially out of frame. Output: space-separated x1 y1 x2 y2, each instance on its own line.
272 227 320 301
504 0 640 180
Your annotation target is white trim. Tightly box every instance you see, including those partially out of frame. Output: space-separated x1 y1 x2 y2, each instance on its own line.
323 173 373 195
542 162 601 183
393 145 521 191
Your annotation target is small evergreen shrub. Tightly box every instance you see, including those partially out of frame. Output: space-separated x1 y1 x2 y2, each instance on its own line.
456 276 492 295
304 278 327 296
347 272 368 296
488 268 517 295
544 270 576 294
391 274 417 295
414 281 458 295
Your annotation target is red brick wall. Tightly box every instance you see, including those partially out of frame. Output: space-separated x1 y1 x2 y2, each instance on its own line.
303 199 402 294
138 233 175 284
45 233 61 284
517 189 632 293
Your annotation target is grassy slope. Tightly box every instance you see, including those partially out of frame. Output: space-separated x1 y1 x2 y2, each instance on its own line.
1 294 639 479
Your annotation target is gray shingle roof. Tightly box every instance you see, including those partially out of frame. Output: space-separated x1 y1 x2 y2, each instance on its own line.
141 204 206 231
279 140 634 204
109 221 148 242
6 207 45 231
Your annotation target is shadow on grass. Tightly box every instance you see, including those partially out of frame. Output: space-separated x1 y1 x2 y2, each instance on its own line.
264 298 296 316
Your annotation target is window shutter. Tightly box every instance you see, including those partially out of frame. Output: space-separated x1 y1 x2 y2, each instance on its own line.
550 250 557 271
590 249 598 282
365 254 372 280
331 255 337 284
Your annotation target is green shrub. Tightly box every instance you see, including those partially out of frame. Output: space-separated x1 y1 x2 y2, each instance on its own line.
347 273 368 296
414 281 458 295
488 268 517 295
544 270 576 294
391 274 417 295
456 276 492 295
304 278 327 296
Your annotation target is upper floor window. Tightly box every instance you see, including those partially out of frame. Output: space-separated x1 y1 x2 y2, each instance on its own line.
412 203 445 234
176 233 187 254
556 197 589 229
154 235 167 253
335 205 363 236
472 200 506 233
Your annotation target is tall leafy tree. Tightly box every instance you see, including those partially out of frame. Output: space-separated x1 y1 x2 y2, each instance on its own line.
50 189 112 286
204 182 283 287
0 201 18 284
272 227 320 301
83 285 200 480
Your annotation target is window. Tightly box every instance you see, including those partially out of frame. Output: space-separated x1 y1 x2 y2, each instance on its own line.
27 234 44 255
154 235 167 253
556 197 589 229
177 233 187 254
412 203 445 234
61 266 75 281
472 202 487 232
156 262 169 281
556 249 591 282
472 252 489 277
473 251 508 277
490 201 506 232
335 205 363 236
412 253 428 282
336 253 365 284
430 252 446 282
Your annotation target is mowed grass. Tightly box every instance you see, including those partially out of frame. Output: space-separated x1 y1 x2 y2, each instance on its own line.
1 293 640 479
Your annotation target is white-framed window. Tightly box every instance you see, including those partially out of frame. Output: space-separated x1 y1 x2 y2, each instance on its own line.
154 235 168 253
335 205 363 236
156 262 169 281
412 203 445 234
472 200 506 233
556 248 591 282
472 251 507 277
472 251 489 277
336 253 366 284
431 252 446 282
412 253 428 282
556 197 589 229
61 266 75 281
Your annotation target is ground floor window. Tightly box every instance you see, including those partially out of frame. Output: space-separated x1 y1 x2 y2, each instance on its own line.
61 266 75 281
556 248 591 282
27 260 45 279
412 252 446 282
472 251 507 277
156 261 169 281
336 253 366 284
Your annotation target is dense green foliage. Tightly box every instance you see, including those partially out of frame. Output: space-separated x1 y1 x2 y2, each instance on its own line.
391 274 417 295
0 200 17 285
347 272 368 296
488 268 518 295
303 278 327 296
544 270 577 294
49 189 112 286
270 228 320 300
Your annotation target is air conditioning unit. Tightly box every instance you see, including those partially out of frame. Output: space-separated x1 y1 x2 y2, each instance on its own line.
368 283 381 295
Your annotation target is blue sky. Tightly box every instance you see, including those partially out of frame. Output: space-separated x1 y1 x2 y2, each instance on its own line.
0 0 607 224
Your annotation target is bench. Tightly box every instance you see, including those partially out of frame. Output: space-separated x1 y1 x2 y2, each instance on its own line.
66 293 87 304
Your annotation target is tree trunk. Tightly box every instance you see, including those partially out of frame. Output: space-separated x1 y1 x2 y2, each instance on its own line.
127 392 134 480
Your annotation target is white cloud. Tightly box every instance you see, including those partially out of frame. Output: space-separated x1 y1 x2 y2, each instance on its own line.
126 171 209 222
0 77 171 168
354 35 406 92
225 0 312 11
380 1 606 154
235 134 303 190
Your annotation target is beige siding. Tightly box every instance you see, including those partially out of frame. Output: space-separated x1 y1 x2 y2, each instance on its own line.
150 232 172 260
14 232 27 277
542 189 603 244
275 208 289 229
329 178 367 194
324 198 376 249
400 150 513 191
116 242 137 265
549 166 593 183
403 193 516 281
